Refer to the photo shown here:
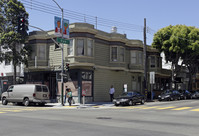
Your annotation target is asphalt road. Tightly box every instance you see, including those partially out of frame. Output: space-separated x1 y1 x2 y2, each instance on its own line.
0 100 199 136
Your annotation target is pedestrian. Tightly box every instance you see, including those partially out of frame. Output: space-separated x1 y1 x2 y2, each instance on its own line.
67 88 73 106
109 85 115 102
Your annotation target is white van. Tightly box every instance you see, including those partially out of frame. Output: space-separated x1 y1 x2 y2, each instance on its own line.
1 84 50 106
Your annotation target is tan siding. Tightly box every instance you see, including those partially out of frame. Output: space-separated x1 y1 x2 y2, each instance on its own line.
94 68 132 102
94 43 110 67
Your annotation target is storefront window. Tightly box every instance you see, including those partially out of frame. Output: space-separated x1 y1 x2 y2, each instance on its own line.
82 81 92 96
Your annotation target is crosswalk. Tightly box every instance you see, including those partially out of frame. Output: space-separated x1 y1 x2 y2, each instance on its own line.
92 105 199 112
0 107 54 114
1 105 199 114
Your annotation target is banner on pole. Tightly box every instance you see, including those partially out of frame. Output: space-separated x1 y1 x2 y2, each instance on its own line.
54 16 62 37
54 16 69 38
63 19 69 39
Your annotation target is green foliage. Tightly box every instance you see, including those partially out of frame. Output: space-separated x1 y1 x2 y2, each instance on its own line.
0 0 31 84
0 0 31 64
152 25 199 90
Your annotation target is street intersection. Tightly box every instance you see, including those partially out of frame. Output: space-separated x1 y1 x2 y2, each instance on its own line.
1 100 199 136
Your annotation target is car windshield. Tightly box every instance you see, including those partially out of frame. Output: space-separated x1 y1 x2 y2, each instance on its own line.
120 92 136 97
162 90 171 95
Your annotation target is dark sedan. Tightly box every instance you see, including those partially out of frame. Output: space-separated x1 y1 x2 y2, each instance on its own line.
179 90 193 99
158 90 181 101
113 92 145 106
192 91 199 99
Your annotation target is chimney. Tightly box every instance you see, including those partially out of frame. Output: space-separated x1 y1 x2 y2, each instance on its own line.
111 26 117 33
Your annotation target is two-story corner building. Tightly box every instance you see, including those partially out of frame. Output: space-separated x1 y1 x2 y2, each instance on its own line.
24 23 170 102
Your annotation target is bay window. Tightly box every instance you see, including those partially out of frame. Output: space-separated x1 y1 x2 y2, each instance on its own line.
87 39 93 57
111 47 118 62
77 39 84 56
67 39 74 56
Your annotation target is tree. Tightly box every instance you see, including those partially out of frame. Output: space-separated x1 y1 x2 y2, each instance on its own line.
0 0 31 84
181 28 199 90
152 25 199 90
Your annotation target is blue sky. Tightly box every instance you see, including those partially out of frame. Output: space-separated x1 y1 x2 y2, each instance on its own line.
20 0 199 45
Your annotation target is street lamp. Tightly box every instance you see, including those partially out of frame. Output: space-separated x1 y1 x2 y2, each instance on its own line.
52 0 65 106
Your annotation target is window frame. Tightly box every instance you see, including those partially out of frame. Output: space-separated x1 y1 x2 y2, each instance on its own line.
110 46 118 62
37 45 46 60
120 47 125 62
87 39 94 57
76 39 85 56
67 39 74 56
131 51 137 64
150 56 156 68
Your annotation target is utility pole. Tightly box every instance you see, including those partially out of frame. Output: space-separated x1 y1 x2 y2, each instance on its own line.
53 0 65 106
143 18 147 98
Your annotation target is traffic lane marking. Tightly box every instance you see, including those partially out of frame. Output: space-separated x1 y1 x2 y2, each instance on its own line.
172 107 192 111
157 106 176 110
190 108 199 111
142 106 160 109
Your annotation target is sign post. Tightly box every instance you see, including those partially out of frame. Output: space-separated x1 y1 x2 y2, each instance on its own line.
82 89 86 106
56 37 70 44
124 84 127 92
150 72 155 101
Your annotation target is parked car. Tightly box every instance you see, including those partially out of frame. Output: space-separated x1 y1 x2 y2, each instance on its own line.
113 91 145 106
178 90 192 99
1 84 50 106
191 91 199 99
158 90 181 101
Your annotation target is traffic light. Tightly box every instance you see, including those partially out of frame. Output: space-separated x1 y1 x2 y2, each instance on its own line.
66 63 70 71
17 16 25 34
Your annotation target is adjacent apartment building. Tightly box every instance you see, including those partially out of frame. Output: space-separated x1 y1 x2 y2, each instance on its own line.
0 47 24 96
24 23 170 102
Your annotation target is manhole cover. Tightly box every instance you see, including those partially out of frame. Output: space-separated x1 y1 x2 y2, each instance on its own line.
96 117 112 119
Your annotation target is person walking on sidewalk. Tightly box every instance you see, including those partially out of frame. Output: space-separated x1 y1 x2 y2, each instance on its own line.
67 88 73 106
109 85 115 102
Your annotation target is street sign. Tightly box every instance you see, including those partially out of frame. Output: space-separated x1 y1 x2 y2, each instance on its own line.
57 37 70 44
150 71 155 84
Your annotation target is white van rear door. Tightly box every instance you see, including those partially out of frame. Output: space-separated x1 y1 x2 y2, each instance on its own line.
42 86 50 100
35 85 49 100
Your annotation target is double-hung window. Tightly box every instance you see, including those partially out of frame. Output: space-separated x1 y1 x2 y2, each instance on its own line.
138 52 143 65
151 56 156 68
87 39 93 57
131 51 136 64
120 47 125 62
67 39 74 56
77 39 84 56
111 47 118 62
37 45 45 60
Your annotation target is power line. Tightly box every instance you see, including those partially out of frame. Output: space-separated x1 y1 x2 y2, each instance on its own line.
20 0 144 33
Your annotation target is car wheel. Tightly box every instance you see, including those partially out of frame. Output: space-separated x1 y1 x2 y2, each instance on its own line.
39 103 45 106
114 103 119 106
184 96 187 100
23 98 29 106
129 100 134 106
141 99 145 104
2 97 8 105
